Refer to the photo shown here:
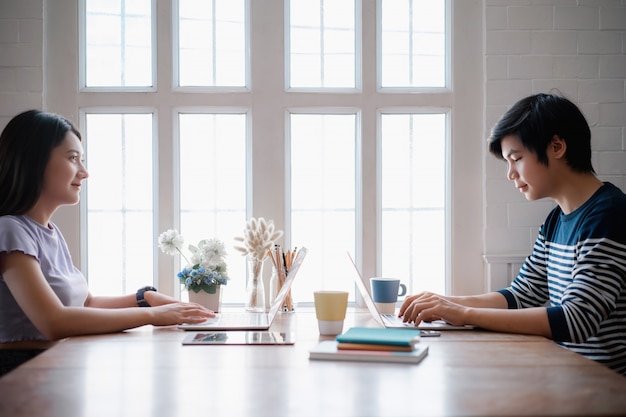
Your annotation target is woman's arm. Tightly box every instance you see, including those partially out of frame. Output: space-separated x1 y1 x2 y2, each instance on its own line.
85 290 180 309
1 251 214 340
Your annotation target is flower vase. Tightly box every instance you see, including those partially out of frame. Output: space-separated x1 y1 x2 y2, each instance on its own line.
188 286 222 313
245 257 266 312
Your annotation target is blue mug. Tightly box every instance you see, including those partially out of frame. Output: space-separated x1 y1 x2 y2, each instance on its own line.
370 278 407 303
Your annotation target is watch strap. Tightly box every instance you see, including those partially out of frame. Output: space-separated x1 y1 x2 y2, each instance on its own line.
136 286 157 307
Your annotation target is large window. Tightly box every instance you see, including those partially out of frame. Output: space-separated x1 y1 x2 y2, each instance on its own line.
82 0 153 88
287 0 358 89
289 112 357 301
176 0 247 88
177 111 248 299
380 0 446 88
58 0 463 305
82 113 155 295
380 112 447 295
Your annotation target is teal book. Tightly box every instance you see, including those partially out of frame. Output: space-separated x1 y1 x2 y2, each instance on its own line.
335 327 421 347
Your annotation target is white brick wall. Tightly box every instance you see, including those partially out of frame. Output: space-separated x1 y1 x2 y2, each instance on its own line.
484 0 626 272
0 0 43 130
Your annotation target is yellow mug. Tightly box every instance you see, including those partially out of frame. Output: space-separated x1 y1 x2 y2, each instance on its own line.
313 291 349 335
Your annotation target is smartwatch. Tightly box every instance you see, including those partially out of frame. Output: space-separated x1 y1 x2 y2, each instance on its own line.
136 286 157 307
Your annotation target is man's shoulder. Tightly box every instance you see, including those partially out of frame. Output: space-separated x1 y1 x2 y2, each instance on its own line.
597 182 626 204
589 183 626 218
579 183 626 241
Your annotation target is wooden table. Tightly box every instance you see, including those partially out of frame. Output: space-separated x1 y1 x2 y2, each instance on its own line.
0 309 625 417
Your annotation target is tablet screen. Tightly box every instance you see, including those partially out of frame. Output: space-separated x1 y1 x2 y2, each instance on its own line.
182 331 295 345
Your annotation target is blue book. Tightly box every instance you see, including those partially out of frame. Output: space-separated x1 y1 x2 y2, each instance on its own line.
335 327 421 347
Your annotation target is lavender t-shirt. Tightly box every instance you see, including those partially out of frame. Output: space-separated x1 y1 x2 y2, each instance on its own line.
0 215 88 342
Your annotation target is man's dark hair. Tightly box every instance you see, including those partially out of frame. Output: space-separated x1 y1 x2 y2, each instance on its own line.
488 93 594 173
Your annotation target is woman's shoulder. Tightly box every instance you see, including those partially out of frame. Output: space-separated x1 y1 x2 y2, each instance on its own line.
0 215 29 229
0 215 52 231
0 215 45 245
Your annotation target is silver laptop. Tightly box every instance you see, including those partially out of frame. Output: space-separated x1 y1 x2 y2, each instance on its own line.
178 247 307 331
348 252 475 330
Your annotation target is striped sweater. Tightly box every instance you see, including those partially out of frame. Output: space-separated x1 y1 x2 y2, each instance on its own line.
499 182 626 375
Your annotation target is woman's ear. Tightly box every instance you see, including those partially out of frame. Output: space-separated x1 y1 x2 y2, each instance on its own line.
550 135 567 159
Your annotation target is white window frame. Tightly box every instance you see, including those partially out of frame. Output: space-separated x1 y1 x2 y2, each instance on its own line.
376 0 452 93
172 0 252 93
172 106 252 300
78 0 158 92
377 107 452 294
284 0 363 93
78 107 161 293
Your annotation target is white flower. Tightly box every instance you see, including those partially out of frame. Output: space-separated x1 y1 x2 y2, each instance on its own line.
233 217 283 261
199 238 227 266
158 230 230 292
158 229 185 256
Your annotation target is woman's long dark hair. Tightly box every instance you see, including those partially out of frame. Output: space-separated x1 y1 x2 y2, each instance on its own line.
0 110 81 215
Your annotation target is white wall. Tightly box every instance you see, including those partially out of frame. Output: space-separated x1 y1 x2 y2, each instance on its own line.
0 0 43 125
0 0 624 295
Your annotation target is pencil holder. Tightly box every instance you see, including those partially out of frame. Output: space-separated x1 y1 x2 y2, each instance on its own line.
269 265 295 312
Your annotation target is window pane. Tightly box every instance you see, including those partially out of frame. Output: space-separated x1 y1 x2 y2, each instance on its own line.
289 0 356 89
85 0 152 87
84 113 154 295
381 0 446 88
177 0 246 87
290 114 356 303
178 113 247 303
381 113 446 295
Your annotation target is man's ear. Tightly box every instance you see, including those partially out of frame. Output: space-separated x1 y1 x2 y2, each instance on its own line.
550 135 567 159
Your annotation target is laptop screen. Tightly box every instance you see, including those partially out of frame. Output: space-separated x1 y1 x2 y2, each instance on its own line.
347 252 386 327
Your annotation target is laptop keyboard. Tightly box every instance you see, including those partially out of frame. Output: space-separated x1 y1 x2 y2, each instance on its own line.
381 314 415 327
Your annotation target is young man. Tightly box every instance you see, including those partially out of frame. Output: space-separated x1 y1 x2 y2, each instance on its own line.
399 93 626 375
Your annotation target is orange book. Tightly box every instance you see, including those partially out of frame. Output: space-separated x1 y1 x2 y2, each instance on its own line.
337 342 414 352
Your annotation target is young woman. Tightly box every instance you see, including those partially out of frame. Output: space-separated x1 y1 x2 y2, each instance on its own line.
399 93 626 375
0 110 215 376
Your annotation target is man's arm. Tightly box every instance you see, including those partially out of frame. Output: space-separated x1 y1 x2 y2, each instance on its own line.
464 305 552 338
399 291 553 338
446 292 510 309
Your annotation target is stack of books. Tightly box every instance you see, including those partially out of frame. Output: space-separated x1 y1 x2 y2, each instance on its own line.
309 327 429 364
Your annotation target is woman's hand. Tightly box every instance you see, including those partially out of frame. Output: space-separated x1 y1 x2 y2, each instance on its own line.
398 291 470 326
143 291 217 324
149 302 216 326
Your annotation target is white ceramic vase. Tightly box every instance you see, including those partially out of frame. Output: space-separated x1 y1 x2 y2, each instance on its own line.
188 286 222 312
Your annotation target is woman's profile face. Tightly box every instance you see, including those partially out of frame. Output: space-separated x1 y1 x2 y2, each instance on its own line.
39 132 89 208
